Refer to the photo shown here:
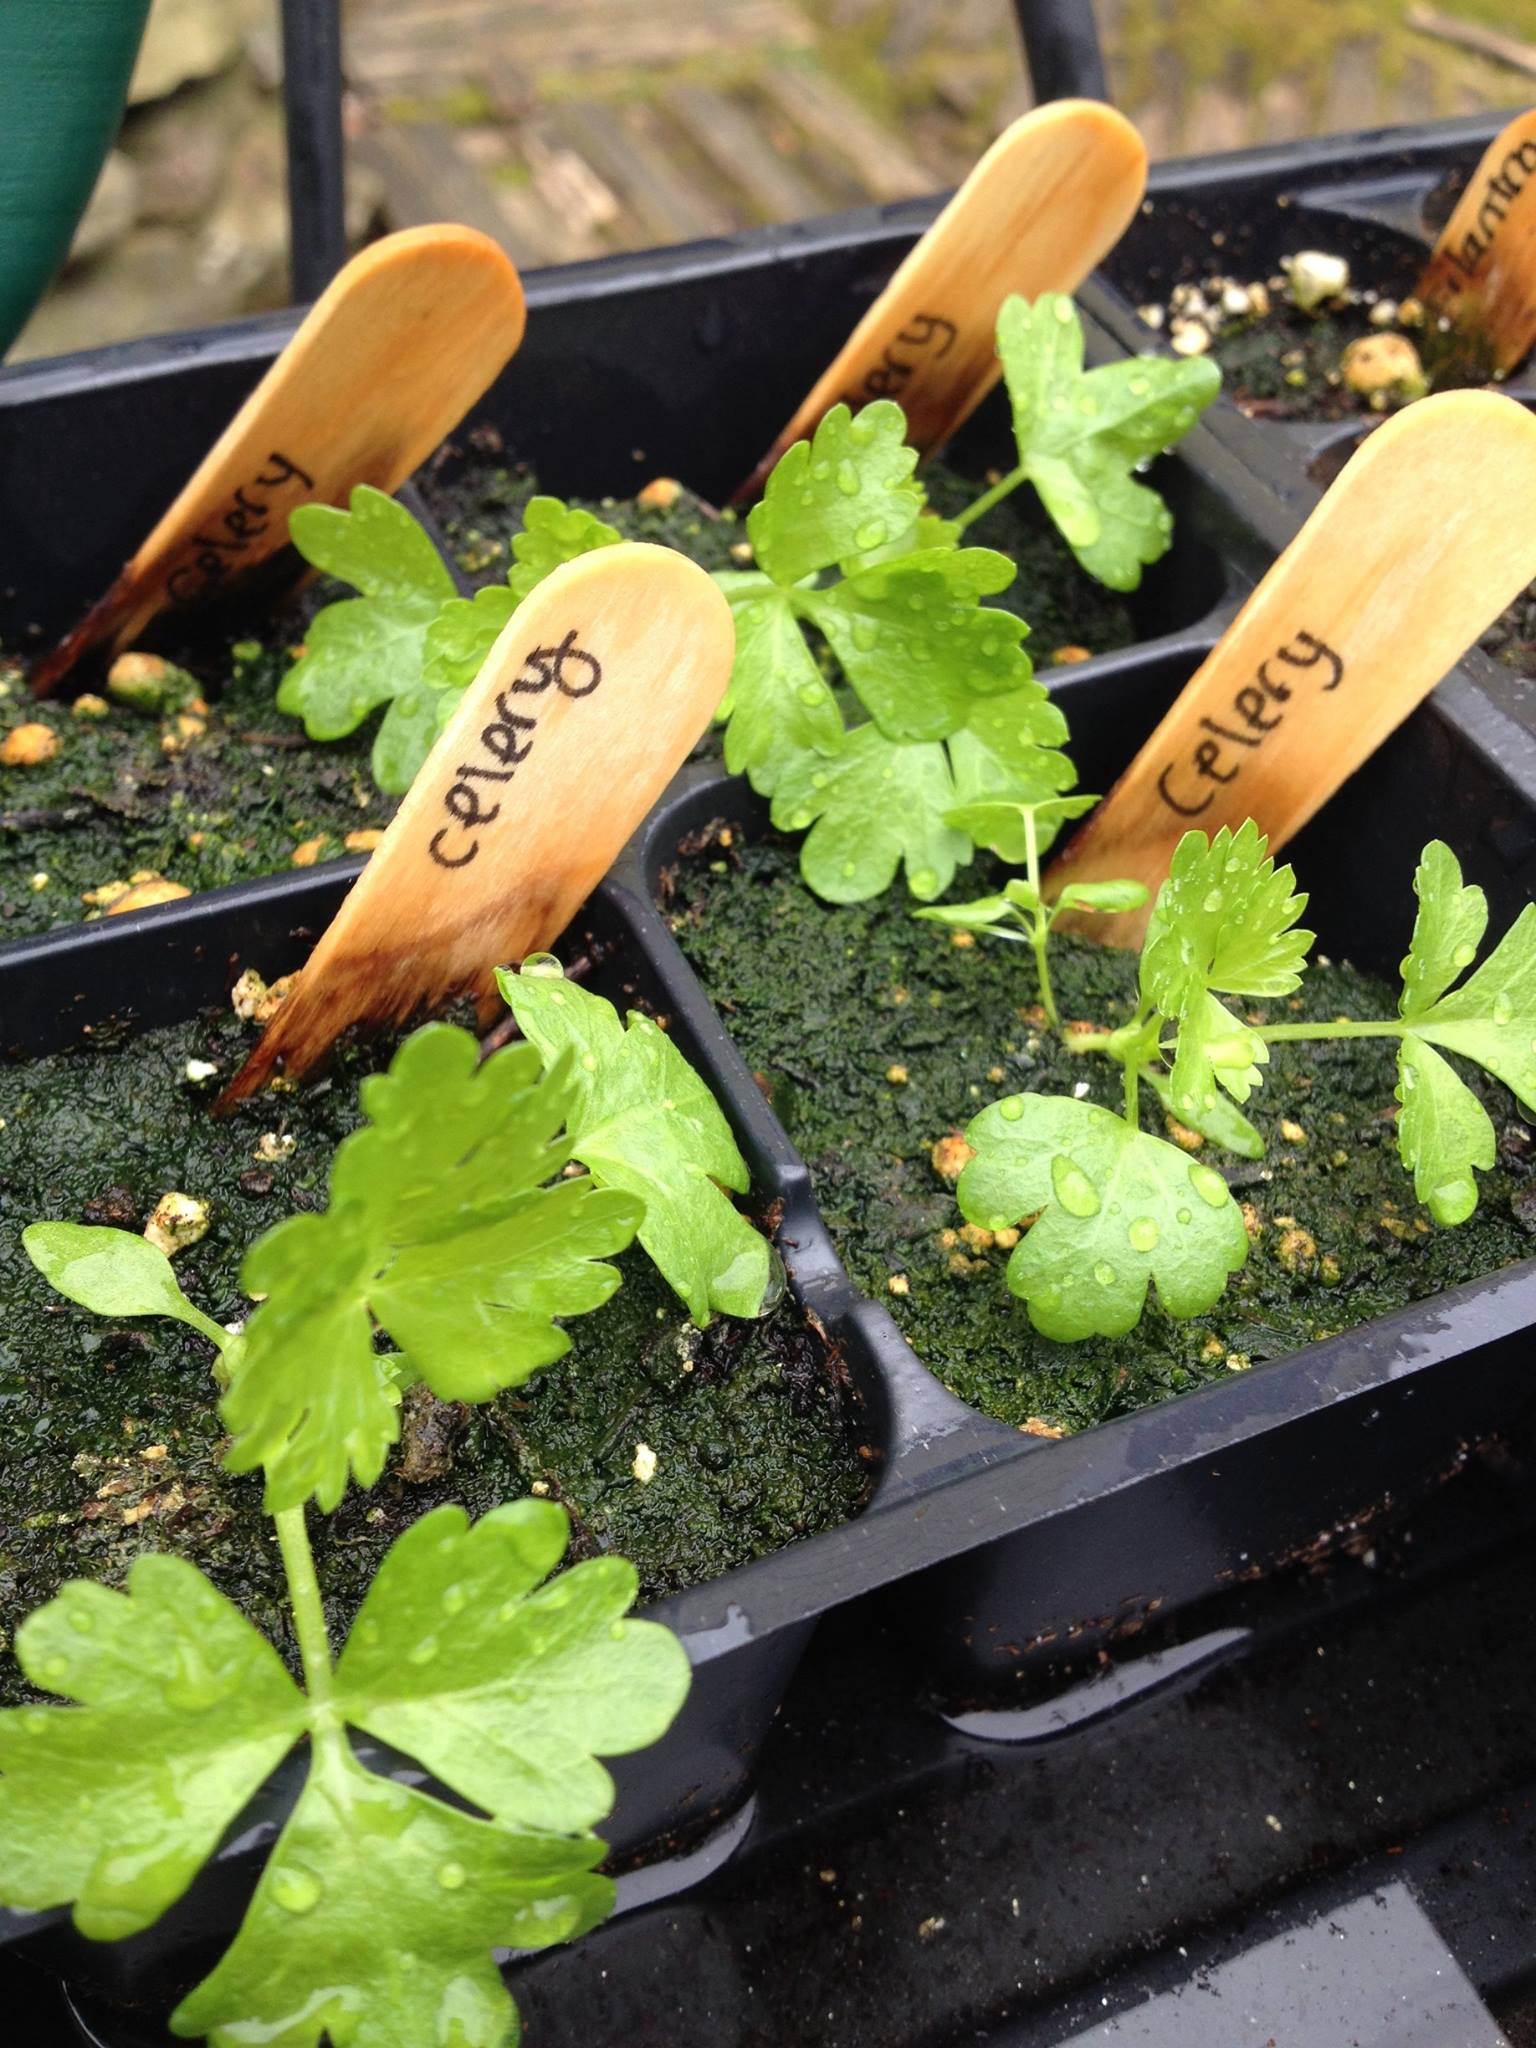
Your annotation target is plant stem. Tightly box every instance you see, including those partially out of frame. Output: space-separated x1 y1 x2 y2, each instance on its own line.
954 462 1028 533
1255 1019 1403 1044
181 1303 232 1354
1123 1058 1140 1127
275 1505 336 1714
1022 806 1060 1029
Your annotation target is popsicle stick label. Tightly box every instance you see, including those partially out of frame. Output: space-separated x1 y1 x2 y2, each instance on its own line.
1047 390 1536 947
1416 109 1536 374
218 545 733 1103
32 224 526 695
165 452 316 607
735 100 1146 499
1155 630 1341 818
429 629 602 869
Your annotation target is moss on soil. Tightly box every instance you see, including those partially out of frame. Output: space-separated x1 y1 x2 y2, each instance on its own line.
0 1003 866 1703
1 454 1134 944
663 827 1536 1437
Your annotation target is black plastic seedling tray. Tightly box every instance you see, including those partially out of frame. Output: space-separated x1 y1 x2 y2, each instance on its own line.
4 112 1536 2032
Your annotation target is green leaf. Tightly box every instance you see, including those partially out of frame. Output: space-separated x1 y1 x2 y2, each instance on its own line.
958 1092 1249 1339
421 496 625 704
1145 1066 1265 1160
223 1024 641 1512
174 1743 610 2048
943 793 1098 866
798 547 1031 741
506 495 624 603
1 1506 689 2048
996 293 1220 588
0 1556 304 1940
1053 878 1150 916
1382 843 1536 1219
1402 908 1536 1114
22 1222 226 1345
771 723 969 904
335 1501 692 1833
720 583 844 794
498 965 770 1326
914 887 1030 933
1166 988 1270 1119
1141 821 1314 1011
1398 840 1490 1016
280 487 457 794
1396 1033 1495 1227
747 400 923 586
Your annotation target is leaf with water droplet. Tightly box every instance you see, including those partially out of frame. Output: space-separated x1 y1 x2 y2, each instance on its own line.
224 1023 641 1514
1142 821 1312 1011
1396 842 1536 1136
1398 840 1489 1017
334 1501 690 1836
1394 1033 1496 1226
173 1738 613 2048
994 293 1219 590
958 1093 1249 1340
796 545 1032 743
747 400 923 587
498 969 769 1325
1145 1067 1264 1161
768 723 968 906
0 1556 304 1941
717 581 846 797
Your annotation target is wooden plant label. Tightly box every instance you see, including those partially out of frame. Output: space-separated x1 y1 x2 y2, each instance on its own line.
734 101 1146 499
1416 108 1536 375
219 544 733 1102
1047 389 1536 946
32 225 526 695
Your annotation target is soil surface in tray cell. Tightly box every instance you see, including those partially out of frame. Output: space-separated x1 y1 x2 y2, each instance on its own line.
663 828 1536 1436
0 454 1137 944
0 996 867 1705
1144 261 1523 425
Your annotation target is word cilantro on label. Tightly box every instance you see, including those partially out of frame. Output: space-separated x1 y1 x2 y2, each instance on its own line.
167 451 315 607
429 626 603 870
1156 629 1343 818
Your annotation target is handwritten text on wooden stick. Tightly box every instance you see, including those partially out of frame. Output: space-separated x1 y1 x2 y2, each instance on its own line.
218 545 733 1104
1046 390 1536 947
1416 108 1536 376
734 101 1146 499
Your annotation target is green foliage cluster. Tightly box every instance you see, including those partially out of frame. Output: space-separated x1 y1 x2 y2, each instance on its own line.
948 828 1536 1343
275 297 1217 903
6 973 780 2044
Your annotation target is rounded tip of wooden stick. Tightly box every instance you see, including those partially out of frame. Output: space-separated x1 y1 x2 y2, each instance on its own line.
328 223 527 345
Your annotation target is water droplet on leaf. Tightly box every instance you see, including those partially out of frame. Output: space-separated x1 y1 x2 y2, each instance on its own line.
1050 1154 1101 1218
1093 1260 1117 1287
836 460 859 496
1189 1162 1229 1208
437 1861 467 1891
854 520 886 551
1128 1217 1160 1252
999 1095 1024 1121
271 1867 322 1916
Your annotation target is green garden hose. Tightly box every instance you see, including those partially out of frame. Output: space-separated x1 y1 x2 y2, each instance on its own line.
0 0 152 356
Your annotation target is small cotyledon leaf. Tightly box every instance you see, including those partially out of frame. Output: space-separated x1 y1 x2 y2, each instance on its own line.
958 1092 1249 1340
22 1222 229 1348
498 962 771 1326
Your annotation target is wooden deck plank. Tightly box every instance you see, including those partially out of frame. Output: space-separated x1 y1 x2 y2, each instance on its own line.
757 63 938 201
554 100 740 245
349 124 582 266
665 82 830 224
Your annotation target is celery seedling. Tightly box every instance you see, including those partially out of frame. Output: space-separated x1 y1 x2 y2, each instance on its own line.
960 828 1536 1340
10 1015 697 2048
